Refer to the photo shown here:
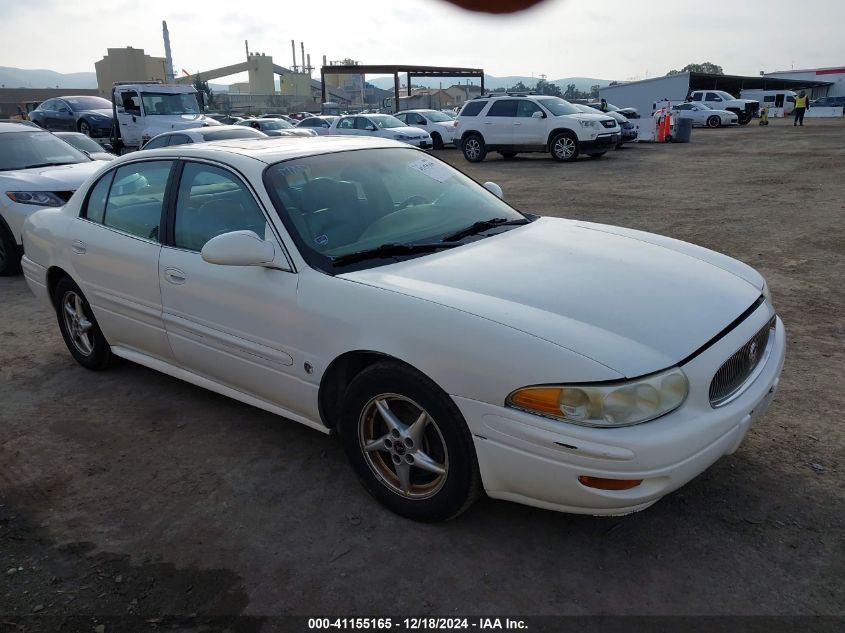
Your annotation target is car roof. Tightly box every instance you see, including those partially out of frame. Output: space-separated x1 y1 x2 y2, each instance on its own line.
0 122 50 134
134 135 406 164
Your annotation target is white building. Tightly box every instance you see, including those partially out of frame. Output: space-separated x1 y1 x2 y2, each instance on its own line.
764 66 845 99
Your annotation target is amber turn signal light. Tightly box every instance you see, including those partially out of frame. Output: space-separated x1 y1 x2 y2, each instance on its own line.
578 476 643 491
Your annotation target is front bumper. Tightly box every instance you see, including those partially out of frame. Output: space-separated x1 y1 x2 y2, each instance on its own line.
580 133 620 152
86 120 114 138
620 127 638 143
453 305 785 515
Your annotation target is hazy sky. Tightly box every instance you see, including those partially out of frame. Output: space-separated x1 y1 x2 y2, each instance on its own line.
1 0 842 81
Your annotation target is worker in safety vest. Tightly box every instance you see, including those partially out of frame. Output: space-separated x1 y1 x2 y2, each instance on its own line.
794 92 809 126
600 98 609 112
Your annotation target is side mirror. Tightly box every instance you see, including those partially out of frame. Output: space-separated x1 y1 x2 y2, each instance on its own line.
483 181 504 199
201 230 276 267
531 111 544 118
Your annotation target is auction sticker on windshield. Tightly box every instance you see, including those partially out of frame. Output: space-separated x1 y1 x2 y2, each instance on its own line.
408 157 453 183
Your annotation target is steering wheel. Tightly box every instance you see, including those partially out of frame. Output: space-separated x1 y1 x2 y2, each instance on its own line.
396 195 430 211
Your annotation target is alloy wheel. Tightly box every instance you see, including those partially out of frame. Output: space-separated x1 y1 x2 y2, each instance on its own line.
554 136 576 159
358 394 449 499
62 291 95 356
79 121 91 136
464 138 481 160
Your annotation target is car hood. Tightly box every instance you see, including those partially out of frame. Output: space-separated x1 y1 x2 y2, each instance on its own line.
342 217 763 377
0 161 102 190
383 126 431 138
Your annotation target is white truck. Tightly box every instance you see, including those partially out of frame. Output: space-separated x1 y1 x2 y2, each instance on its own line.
110 82 220 153
688 90 759 124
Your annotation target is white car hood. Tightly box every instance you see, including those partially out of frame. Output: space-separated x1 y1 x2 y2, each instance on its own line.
0 161 102 190
343 217 763 377
384 126 431 138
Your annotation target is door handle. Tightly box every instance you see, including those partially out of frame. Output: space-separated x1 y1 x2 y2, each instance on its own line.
514 122 522 126
483 121 493 124
71 240 86 254
164 267 187 284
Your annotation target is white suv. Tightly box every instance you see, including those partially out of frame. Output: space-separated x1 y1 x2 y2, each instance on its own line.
455 94 620 163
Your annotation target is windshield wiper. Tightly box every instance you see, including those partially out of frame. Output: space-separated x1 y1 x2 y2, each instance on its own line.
331 242 461 267
441 217 530 242
18 162 78 170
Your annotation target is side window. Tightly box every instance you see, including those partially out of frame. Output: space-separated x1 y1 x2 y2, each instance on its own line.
356 117 374 130
763 95 775 103
102 161 172 241
516 101 542 117
691 93 702 102
166 134 191 147
173 162 267 252
706 92 721 101
487 100 518 117
786 95 795 103
41 100 57 111
142 135 170 150
394 114 406 123
121 91 141 113
678 103 692 110
338 117 355 129
410 113 427 124
83 172 115 223
459 101 486 116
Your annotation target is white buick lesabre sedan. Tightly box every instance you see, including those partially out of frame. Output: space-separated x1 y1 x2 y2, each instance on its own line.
21 136 785 521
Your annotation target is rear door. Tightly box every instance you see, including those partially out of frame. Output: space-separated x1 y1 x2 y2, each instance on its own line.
69 159 175 361
157 160 306 412
480 99 517 145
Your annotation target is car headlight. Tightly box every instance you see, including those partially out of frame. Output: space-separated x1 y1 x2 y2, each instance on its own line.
5 191 66 207
507 367 689 428
579 120 599 129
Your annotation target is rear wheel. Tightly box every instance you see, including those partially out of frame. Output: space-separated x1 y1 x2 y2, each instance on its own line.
706 115 721 128
338 361 481 522
431 132 444 150
550 131 579 162
53 276 114 370
461 134 487 163
0 221 21 276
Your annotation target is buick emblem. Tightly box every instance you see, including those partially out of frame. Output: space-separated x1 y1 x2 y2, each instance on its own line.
748 340 759 364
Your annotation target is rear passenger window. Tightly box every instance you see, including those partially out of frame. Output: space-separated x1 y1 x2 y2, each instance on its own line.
460 101 486 116
487 100 518 117
102 161 172 241
83 172 114 223
173 162 267 252
691 93 702 101
167 134 191 147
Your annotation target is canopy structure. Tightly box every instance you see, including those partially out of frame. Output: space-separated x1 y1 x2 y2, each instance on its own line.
685 72 831 93
320 64 485 108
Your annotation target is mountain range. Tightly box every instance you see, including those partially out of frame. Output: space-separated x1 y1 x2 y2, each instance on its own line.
1 66 614 95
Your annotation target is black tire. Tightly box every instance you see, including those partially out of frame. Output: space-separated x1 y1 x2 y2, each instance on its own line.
53 276 114 370
338 361 481 522
665 134 673 143
588 152 606 159
550 131 579 162
31 119 45 128
706 115 721 128
431 132 444 150
498 151 517 160
78 119 92 136
738 114 751 125
461 134 487 163
0 220 22 276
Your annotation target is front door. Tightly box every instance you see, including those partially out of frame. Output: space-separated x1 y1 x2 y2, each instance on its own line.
69 159 175 361
115 89 142 147
513 100 547 148
55 100 76 131
158 160 307 414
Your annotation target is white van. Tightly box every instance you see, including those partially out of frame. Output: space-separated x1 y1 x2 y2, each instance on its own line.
740 90 797 115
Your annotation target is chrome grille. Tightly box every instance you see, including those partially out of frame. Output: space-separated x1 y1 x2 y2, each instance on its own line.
709 317 775 407
601 120 616 128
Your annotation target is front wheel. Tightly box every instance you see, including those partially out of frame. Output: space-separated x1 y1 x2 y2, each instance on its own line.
0 220 21 276
54 276 114 370
706 115 721 128
338 361 481 522
78 120 92 136
550 131 579 162
431 132 444 150
738 113 751 125
461 134 487 163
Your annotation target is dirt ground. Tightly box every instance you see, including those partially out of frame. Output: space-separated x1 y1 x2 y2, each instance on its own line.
1 117 843 629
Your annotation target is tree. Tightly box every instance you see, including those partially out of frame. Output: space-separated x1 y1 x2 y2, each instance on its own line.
534 79 561 97
589 84 600 98
507 81 529 92
563 83 581 100
609 80 619 86
193 72 214 109
667 62 724 76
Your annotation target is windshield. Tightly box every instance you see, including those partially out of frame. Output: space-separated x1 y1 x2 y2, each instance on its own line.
536 98 580 116
263 147 525 273
697 103 713 110
262 120 293 130
57 133 105 153
422 111 453 122
714 91 735 100
368 115 405 129
141 92 200 116
64 96 112 111
0 131 90 171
